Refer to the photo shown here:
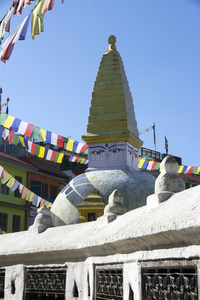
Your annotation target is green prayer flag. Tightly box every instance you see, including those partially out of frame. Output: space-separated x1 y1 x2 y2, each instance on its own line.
25 190 31 201
55 152 60 162
154 163 160 171
12 134 19 146
0 113 8 125
31 126 40 139
36 144 40 157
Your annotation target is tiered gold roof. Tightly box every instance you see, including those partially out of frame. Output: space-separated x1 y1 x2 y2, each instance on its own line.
82 35 143 149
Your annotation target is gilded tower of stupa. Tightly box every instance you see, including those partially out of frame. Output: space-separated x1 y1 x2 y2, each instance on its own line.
82 35 143 171
51 36 155 226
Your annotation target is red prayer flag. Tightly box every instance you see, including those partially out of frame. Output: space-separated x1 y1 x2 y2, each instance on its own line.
31 143 37 155
50 150 56 162
8 131 14 143
57 135 63 148
25 123 34 137
152 162 157 170
80 144 88 153
187 167 194 174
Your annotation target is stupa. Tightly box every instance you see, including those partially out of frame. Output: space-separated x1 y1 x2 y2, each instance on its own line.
51 36 155 226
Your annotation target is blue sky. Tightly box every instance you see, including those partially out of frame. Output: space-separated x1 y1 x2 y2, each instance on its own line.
0 0 200 167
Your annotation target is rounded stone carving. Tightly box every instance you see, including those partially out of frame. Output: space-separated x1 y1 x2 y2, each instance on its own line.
155 156 185 194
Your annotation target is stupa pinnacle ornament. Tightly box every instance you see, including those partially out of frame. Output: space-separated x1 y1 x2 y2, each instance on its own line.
82 35 143 171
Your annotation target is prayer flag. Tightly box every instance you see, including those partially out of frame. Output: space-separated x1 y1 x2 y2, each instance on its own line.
32 194 38 206
51 133 57 146
24 137 29 149
38 146 45 158
57 135 63 148
30 142 37 155
80 144 88 153
73 141 79 153
50 150 56 162
46 149 52 160
0 113 8 125
2 171 12 184
66 139 73 152
57 152 64 163
19 184 24 194
40 128 46 142
55 152 60 162
3 115 15 129
138 158 145 169
36 144 40 156
41 0 55 15
36 196 42 207
10 118 21 131
8 131 15 143
25 123 34 137
154 162 160 171
29 192 35 202
19 136 25 147
6 177 15 189
46 131 51 143
147 161 154 170
3 128 10 139
18 121 28 135
44 147 49 159
178 165 184 173
22 187 28 198
11 180 20 192
141 160 149 170
0 126 4 140
31 0 45 39
31 126 40 139
1 12 31 62
0 166 3 178
25 189 31 201
12 134 19 145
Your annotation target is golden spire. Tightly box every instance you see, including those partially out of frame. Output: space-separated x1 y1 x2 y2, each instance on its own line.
82 36 143 149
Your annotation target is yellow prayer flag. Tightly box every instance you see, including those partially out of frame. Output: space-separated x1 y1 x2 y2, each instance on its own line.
138 158 145 169
57 153 64 163
66 139 73 152
6 177 15 188
19 136 25 147
178 165 184 173
31 0 45 39
4 115 15 129
197 167 200 174
38 146 45 158
29 192 35 202
80 158 85 164
40 128 46 142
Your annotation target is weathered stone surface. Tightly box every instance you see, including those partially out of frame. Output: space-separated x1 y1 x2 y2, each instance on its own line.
28 205 54 234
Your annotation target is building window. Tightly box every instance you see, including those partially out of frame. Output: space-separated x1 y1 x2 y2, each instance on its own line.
31 181 41 196
88 213 96 222
50 185 57 200
14 176 22 198
12 215 21 232
42 183 48 198
1 183 9 195
0 213 7 232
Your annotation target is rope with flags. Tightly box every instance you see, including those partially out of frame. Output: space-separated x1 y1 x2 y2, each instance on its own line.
0 0 67 62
